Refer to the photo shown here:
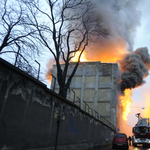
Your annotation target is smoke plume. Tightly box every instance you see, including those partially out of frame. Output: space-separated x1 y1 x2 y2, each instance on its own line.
119 47 150 92
47 0 142 83
85 0 141 62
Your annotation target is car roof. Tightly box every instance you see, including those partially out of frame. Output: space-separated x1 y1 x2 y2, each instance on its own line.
115 133 127 137
116 133 126 135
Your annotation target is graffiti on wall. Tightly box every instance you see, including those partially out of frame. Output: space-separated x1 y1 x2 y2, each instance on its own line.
67 118 79 136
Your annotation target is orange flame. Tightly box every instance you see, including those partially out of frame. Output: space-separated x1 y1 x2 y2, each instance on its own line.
119 89 132 121
85 41 128 63
46 58 55 85
71 48 128 63
46 73 53 84
47 46 132 122
71 50 87 62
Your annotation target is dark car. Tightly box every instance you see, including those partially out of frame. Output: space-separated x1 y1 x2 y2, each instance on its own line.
112 133 128 149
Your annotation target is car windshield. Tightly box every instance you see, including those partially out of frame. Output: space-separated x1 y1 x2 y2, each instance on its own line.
115 134 126 138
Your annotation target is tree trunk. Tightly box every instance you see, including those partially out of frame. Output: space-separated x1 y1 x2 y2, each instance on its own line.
59 84 68 98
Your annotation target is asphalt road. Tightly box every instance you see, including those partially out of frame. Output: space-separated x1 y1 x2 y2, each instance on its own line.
96 145 150 150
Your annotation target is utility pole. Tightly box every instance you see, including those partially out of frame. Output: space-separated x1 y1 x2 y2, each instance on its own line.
55 116 62 150
54 114 65 150
35 60 40 80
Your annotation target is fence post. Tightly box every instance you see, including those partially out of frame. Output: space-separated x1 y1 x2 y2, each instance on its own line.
83 101 86 112
35 60 40 80
77 97 80 108
72 89 75 103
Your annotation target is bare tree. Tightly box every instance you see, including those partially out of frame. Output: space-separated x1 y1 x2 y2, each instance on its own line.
0 0 38 68
22 0 108 98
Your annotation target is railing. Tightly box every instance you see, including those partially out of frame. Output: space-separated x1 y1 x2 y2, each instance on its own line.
11 60 116 131
29 70 116 131
69 89 116 131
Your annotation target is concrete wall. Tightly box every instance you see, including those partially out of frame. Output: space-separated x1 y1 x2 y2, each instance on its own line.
0 58 115 150
51 62 119 127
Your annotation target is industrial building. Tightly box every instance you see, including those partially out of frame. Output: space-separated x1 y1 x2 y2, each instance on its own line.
51 61 120 127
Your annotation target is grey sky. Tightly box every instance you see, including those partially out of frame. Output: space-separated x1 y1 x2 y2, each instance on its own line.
128 0 150 126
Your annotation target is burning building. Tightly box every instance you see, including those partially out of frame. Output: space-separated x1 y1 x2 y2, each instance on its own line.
51 61 120 127
47 0 150 135
49 46 150 132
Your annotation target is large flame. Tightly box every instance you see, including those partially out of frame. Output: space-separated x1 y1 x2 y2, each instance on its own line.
47 45 133 123
72 48 133 122
120 89 132 121
71 47 128 63
71 50 87 62
85 40 128 63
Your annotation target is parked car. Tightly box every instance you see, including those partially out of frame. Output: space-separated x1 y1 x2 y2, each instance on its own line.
112 133 129 149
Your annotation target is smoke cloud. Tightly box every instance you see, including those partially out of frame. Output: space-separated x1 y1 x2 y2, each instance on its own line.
85 0 141 62
119 47 150 92
46 0 143 85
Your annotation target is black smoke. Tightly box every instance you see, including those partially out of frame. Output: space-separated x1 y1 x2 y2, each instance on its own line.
119 47 150 92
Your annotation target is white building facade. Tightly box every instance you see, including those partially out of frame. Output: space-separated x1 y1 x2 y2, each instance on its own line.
51 62 120 127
